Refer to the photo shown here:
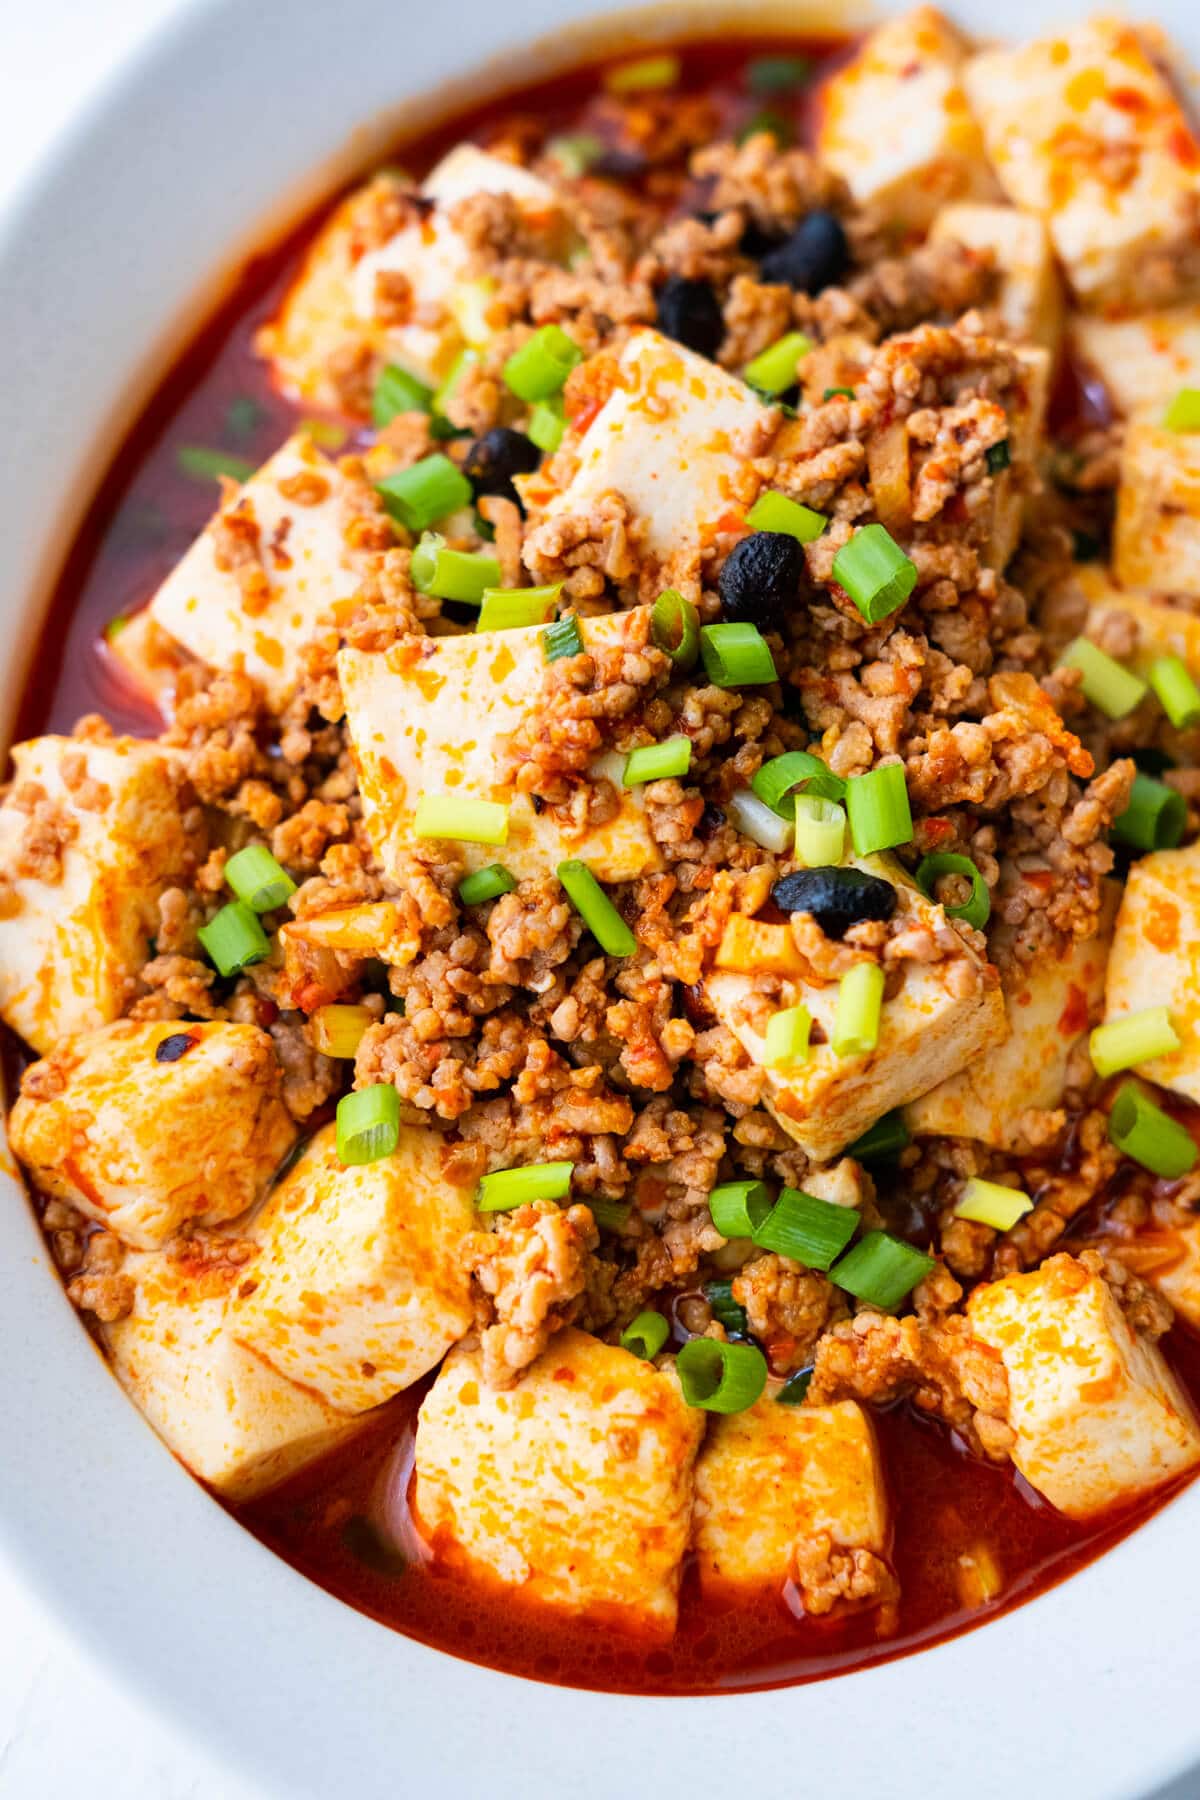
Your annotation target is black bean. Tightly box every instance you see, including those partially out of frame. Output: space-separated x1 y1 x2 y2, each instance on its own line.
758 209 850 294
718 531 806 629
155 1032 197 1064
771 866 897 939
462 428 542 505
655 275 725 360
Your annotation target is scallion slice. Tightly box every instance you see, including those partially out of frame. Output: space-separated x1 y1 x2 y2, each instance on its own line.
589 1198 631 1232
746 53 811 93
651 587 700 669
699 621 777 687
336 1084 400 1166
753 1187 858 1268
1111 771 1186 851
727 788 793 853
449 278 496 346
623 736 692 786
832 524 917 624
197 900 270 977
376 453 472 532
311 1003 374 1060
847 1109 910 1161
745 491 828 543
1163 387 1200 433
1149 655 1200 729
830 1230 934 1309
707 1179 772 1239
776 1365 813 1405
557 859 636 956
458 863 517 905
985 439 1011 474
677 1337 768 1414
620 1310 670 1360
752 750 846 817
542 616 584 662
410 533 500 602
503 325 583 403
743 331 813 397
824 386 855 402
955 1178 1032 1232
431 346 479 427
762 1004 812 1069
413 795 509 845
528 398 566 453
604 52 680 91
915 852 990 931
832 960 885 1057
224 844 296 913
704 1279 749 1335
1090 1006 1180 1078
1108 1082 1197 1179
372 364 434 427
1058 638 1147 720
545 131 605 177
477 585 561 631
845 763 913 855
794 795 846 866
177 446 256 485
477 1160 575 1211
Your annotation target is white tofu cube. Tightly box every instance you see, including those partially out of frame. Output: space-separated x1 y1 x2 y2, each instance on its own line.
1144 1222 1200 1332
339 606 663 885
1104 840 1200 1105
103 1244 361 1502
232 1120 476 1412
1079 564 1200 678
1071 304 1200 423
147 433 385 706
9 1020 296 1249
0 735 199 1054
929 204 1063 356
964 19 1200 309
966 1254 1200 1518
413 1331 703 1636
704 854 1007 1161
692 1397 890 1611
816 8 999 233
1113 422 1200 599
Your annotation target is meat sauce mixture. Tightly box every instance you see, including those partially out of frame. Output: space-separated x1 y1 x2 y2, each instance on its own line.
8 11 1200 1696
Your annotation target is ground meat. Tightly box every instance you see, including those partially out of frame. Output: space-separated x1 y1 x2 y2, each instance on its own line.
67 1231 134 1323
732 1254 848 1373
463 1199 600 1387
790 1536 899 1618
6 783 78 884
269 1014 339 1120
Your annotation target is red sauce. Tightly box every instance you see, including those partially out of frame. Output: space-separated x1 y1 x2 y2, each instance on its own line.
15 30 1200 1697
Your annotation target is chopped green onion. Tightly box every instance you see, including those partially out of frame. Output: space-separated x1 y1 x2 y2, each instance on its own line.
300 418 348 451
458 863 517 906
746 53 811 93
197 900 270 977
177 446 256 485
1149 656 1200 729
677 1337 768 1414
477 585 561 631
224 845 296 913
745 491 828 543
985 439 1011 474
604 52 680 92
449 278 496 346
707 1179 773 1239
622 736 692 786
1108 1082 1197 1179
542 616 584 661
727 788 793 853
831 1230 934 1309
794 795 846 866
776 1366 813 1404
736 110 793 148
503 325 583 403
528 398 566 453
336 1084 400 1166
762 1005 812 1069
915 852 990 931
699 621 777 687
557 859 637 956
1090 1006 1180 1078
848 1110 910 1161
1163 387 1200 432
310 1003 374 1060
651 587 700 669
372 364 434 427
824 386 855 402
225 395 264 439
413 795 509 845
589 1198 631 1232
376 453 472 532
754 1187 858 1268
704 1279 749 1335
477 1160 575 1211
1111 771 1186 852
833 524 918 624
545 131 604 177
751 750 846 817
620 1310 670 1360
832 960 885 1057
743 331 813 397
1058 638 1147 720
410 533 501 602
955 1178 1032 1232
845 762 913 855
431 346 479 427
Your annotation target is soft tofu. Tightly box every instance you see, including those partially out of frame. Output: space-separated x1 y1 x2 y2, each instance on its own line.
0 735 198 1054
964 18 1200 310
907 885 1115 1145
929 204 1063 356
692 1397 890 1609
1113 422 1200 599
232 1120 476 1412
104 1244 360 1502
147 433 384 707
1079 563 1200 677
705 854 1007 1161
9 1020 296 1249
412 1331 703 1635
1146 1222 1200 1332
1071 304 1200 423
967 1253 1200 1518
339 606 663 884
1104 840 1200 1104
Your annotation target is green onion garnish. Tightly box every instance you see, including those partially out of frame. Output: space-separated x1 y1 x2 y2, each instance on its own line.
376 453 472 532
985 439 1011 474
477 585 561 631
300 418 348 450
746 53 811 93
622 736 692 786
831 960 884 1057
542 616 584 661
1149 655 1200 729
753 1187 858 1267
177 446 256 485
336 1083 401 1166
704 1279 749 1335
449 278 496 347
413 795 509 845
477 1161 575 1211
311 1003 374 1060
728 788 793 852
503 325 583 403
545 131 605 177
557 859 636 956
620 1310 670 1360
458 863 517 906
410 533 501 602
1058 638 1147 720
832 523 917 624
847 1109 910 1160
794 794 846 866
751 749 846 817
372 364 434 427
528 398 565 453
776 1365 813 1405
830 1230 934 1309
1108 1082 1197 1179
651 587 700 669
677 1337 767 1414
197 900 270 977
604 52 680 92
224 845 296 913
743 331 813 397
915 852 990 931
431 346 478 428
589 1198 631 1232
745 490 828 543
707 1179 772 1239
225 395 264 439
699 621 777 687
1163 387 1200 432
762 1005 812 1069
1111 770 1186 851
955 1178 1032 1232
845 762 913 855
736 110 793 148
1090 1006 1180 1078
824 386 855 401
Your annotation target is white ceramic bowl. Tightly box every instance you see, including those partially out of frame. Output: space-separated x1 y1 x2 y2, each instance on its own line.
2 3 1199 1795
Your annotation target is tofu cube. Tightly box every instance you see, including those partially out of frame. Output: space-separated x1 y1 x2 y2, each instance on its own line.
103 1244 361 1502
1079 564 1200 678
413 1331 703 1635
704 854 1007 1161
692 1397 891 1611
967 1253 1200 1518
964 19 1200 309
339 606 663 884
816 8 999 233
1071 304 1200 423
1104 839 1200 1104
232 1120 476 1412
1113 422 1200 599
1144 1222 1200 1332
929 204 1063 356
147 433 385 706
0 735 199 1054
9 1020 296 1249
